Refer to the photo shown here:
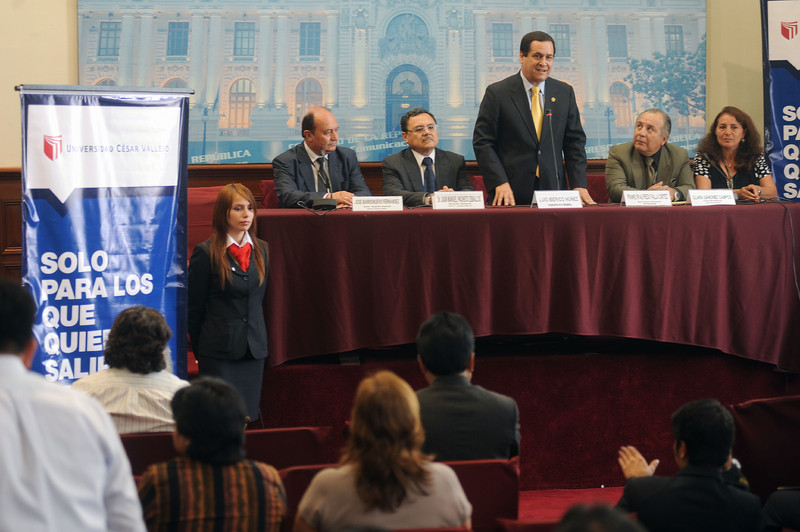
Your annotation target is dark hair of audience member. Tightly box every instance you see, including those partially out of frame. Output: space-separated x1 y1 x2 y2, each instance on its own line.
417 311 475 376
400 107 437 133
554 504 646 532
103 306 171 374
697 106 763 171
0 277 36 354
671 398 734 468
208 183 266 289
520 30 556 55
341 370 431 511
171 376 247 465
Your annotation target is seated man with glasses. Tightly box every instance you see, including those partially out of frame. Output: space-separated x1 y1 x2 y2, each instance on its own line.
382 108 474 206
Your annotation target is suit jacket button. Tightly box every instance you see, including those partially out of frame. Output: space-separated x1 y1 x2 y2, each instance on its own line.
242 316 248 322
243 275 248 281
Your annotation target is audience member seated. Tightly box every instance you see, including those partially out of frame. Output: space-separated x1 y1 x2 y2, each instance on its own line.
138 376 285 531
763 488 800 532
694 106 778 201
554 504 645 532
0 277 145 531
605 108 694 203
615 398 763 532
73 306 189 434
294 370 472 532
416 311 520 461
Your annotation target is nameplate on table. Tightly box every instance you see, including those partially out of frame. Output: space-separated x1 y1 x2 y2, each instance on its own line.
352 196 403 212
688 189 736 206
532 190 582 209
432 191 486 210
622 190 672 207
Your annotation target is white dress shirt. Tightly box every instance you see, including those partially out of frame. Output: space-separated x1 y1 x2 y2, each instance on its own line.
0 355 145 532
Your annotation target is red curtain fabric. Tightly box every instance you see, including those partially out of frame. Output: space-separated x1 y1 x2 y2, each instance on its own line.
256 203 800 368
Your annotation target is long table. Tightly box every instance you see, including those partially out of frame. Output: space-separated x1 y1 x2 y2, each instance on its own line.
258 202 800 369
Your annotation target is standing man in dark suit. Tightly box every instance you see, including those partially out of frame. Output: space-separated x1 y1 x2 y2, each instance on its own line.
615 398 763 532
415 311 520 461
382 108 473 206
273 107 371 208
473 31 595 206
605 109 694 203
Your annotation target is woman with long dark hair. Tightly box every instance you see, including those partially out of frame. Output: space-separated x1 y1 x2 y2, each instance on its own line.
188 183 269 421
294 370 472 531
694 106 777 201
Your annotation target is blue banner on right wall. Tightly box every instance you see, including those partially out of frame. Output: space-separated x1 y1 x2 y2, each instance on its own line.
762 0 800 201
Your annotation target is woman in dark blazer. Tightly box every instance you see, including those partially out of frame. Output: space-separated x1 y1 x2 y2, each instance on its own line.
188 183 269 421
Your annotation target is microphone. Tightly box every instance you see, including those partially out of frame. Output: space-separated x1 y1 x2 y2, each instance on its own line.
546 108 560 190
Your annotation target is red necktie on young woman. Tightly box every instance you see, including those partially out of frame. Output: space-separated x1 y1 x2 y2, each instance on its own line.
228 242 251 272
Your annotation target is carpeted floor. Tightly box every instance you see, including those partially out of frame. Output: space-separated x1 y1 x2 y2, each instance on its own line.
519 487 625 520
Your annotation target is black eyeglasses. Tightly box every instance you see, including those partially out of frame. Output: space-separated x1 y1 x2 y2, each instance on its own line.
406 124 438 134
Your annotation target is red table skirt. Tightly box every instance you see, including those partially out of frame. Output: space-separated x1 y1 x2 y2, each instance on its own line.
256 202 800 369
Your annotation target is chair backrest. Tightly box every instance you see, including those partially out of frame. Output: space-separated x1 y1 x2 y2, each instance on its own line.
120 431 177 476
187 185 224 254
279 458 519 532
279 463 333 531
470 175 488 203
123 425 335 477
446 458 520 532
586 173 609 204
394 526 472 532
729 395 800 502
497 518 560 532
245 426 335 470
260 179 280 208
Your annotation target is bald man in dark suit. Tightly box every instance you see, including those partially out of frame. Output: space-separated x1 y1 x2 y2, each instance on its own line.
273 107 371 208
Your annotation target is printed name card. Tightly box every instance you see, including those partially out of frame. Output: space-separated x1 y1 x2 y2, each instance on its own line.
432 191 486 210
622 190 672 207
352 196 403 211
532 190 582 209
688 189 736 206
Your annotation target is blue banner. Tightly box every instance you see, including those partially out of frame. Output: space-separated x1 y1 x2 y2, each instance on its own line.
762 0 800 200
20 87 190 382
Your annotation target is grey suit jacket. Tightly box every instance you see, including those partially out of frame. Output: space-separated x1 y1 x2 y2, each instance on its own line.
473 73 588 205
382 147 473 206
605 141 694 203
273 142 371 208
417 375 520 461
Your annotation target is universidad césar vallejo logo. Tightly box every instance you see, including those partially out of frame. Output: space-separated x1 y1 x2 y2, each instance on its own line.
43 134 62 161
782 21 798 41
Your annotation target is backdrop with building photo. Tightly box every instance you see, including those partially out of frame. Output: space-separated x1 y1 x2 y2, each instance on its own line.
78 0 706 164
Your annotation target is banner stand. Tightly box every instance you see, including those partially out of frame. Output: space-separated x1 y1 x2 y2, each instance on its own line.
18 84 193 382
761 1 800 201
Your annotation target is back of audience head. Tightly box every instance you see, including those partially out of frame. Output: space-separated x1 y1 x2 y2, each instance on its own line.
104 305 172 374
671 398 733 468
171 376 247 465
417 311 475 377
0 277 36 361
555 504 646 532
343 370 429 511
